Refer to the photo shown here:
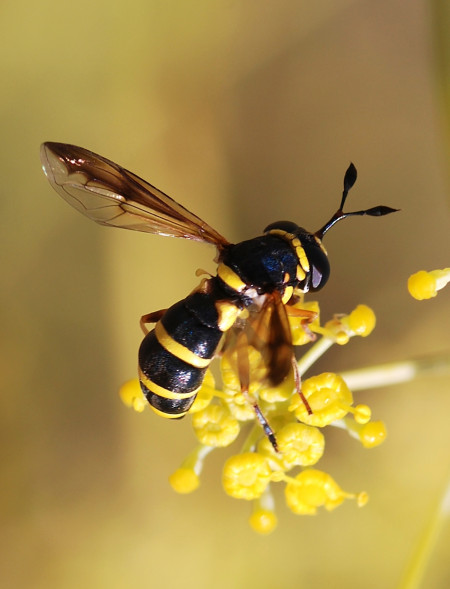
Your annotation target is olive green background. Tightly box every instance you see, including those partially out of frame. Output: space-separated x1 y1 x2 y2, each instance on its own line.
1 1 450 588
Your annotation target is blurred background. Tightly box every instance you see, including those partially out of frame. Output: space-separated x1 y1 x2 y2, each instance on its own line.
1 1 450 587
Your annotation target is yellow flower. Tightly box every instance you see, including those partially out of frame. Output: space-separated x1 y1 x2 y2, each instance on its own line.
288 300 320 345
222 453 272 500
121 297 389 532
359 420 387 448
221 347 266 398
259 422 325 469
192 402 240 447
169 468 200 494
258 374 295 403
290 372 353 427
118 379 146 412
189 370 216 413
284 469 367 515
345 304 376 336
249 508 278 534
408 268 450 300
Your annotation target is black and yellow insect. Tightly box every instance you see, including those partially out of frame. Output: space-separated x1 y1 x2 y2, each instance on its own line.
40 143 397 446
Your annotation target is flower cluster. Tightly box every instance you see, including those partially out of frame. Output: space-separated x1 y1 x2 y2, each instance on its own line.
120 300 387 533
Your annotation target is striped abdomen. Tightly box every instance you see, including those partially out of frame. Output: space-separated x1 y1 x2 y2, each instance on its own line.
138 281 240 418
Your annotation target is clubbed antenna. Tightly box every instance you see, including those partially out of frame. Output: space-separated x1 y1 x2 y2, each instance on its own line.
315 163 399 240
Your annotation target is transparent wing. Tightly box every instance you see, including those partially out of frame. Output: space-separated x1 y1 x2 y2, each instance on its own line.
225 292 294 388
40 142 230 247
246 292 294 386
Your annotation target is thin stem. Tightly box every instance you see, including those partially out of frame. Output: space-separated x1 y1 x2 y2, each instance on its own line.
182 444 215 476
241 423 263 453
398 467 450 589
296 336 335 376
339 353 450 392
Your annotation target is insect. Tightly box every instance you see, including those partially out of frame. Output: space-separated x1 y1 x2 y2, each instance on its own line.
40 142 397 448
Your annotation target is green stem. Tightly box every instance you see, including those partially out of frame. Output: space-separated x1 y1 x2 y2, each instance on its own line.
296 336 335 376
398 467 450 589
240 423 263 453
339 354 450 392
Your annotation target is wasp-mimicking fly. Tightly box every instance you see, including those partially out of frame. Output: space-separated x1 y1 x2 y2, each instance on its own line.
40 143 397 449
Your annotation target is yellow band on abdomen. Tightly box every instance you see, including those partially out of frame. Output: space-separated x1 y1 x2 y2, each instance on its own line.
149 404 188 418
155 321 211 368
139 367 200 400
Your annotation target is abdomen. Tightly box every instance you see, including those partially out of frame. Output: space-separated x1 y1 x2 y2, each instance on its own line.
138 283 236 417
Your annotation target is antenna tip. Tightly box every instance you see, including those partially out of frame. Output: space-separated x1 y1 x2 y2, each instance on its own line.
364 205 400 217
344 163 357 191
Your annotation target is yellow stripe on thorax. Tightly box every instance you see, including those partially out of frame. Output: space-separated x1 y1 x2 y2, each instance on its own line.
139 367 200 400
290 238 310 273
282 285 294 304
267 229 310 276
155 321 211 368
217 262 247 293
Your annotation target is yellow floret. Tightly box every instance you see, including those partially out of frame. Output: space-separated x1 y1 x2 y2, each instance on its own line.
222 453 272 500
357 492 369 507
118 379 146 412
258 373 295 403
189 369 216 413
192 403 240 447
257 422 325 471
284 469 357 515
169 468 200 494
226 394 255 421
277 422 325 467
288 300 320 345
347 304 376 337
408 269 450 300
221 347 266 398
353 404 371 424
359 420 387 448
249 509 278 534
290 372 353 427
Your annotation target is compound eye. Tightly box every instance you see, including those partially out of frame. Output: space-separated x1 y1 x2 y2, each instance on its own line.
304 246 330 292
264 220 300 234
311 264 327 290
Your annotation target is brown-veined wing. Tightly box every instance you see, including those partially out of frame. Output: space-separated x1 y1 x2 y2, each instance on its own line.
40 142 230 248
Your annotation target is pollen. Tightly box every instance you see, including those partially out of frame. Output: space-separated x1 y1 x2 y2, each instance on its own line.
221 347 264 396
288 300 320 346
189 369 216 413
276 423 325 467
192 402 240 447
335 330 350 345
227 395 255 421
346 304 376 337
408 268 450 300
222 453 272 500
258 373 295 403
119 379 147 412
169 467 200 494
290 372 353 427
249 508 278 534
284 469 360 515
353 404 371 424
359 420 387 448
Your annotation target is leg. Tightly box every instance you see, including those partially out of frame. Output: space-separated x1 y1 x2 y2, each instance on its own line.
235 333 279 452
140 308 167 335
286 305 317 342
292 356 313 415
